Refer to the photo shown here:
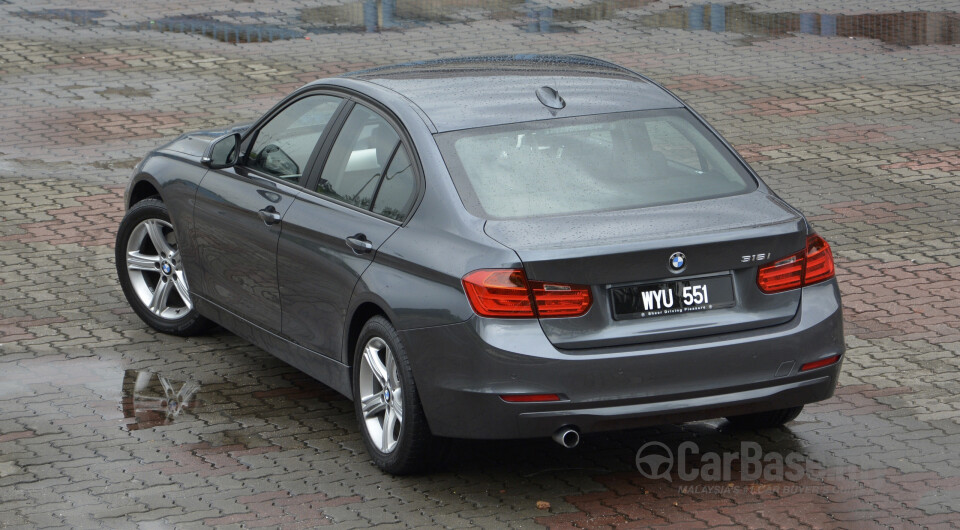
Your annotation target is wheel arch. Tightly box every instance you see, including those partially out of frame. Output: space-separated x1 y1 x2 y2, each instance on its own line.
345 301 392 369
126 175 163 209
115 192 213 336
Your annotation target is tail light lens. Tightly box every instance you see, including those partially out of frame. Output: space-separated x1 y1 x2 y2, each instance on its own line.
529 281 592 317
757 234 836 294
461 269 535 318
462 269 591 318
756 250 805 293
803 234 835 285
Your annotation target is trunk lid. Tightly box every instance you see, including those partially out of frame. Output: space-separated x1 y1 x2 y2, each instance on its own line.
483 190 806 349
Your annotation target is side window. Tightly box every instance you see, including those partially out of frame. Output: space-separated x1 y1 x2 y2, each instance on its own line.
372 147 416 222
645 120 703 171
247 95 342 184
317 105 400 210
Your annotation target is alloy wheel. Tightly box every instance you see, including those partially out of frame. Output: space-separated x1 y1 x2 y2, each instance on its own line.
358 336 404 453
125 218 193 320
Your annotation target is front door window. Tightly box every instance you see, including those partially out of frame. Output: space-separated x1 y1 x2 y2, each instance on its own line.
247 95 343 184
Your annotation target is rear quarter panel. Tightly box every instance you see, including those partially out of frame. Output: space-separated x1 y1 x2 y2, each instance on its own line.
346 108 521 363
349 140 519 332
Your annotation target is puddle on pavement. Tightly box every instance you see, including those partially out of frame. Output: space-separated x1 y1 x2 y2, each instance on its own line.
15 2 960 45
638 4 960 46
15 8 301 43
300 1 960 42
16 8 105 26
301 0 653 34
121 370 203 430
120 17 302 43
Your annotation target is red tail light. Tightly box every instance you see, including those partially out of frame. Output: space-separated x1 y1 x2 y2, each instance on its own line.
757 234 836 294
803 234 835 285
462 269 591 318
529 281 592 317
462 269 535 317
756 250 805 293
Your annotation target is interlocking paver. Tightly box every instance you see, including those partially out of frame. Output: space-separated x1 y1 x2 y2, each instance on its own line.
2 0 959 527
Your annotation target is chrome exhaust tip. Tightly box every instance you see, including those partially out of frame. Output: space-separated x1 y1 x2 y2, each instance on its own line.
552 426 580 449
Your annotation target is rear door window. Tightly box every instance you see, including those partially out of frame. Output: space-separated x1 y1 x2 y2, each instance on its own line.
317 105 400 210
372 146 417 222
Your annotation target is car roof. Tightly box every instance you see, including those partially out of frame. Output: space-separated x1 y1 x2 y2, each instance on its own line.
335 55 684 132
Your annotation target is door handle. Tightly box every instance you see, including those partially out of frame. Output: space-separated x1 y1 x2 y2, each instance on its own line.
257 206 281 225
345 233 374 254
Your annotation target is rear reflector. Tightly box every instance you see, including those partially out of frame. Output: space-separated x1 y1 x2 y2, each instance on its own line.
500 394 561 403
800 354 842 372
462 269 591 318
757 233 836 294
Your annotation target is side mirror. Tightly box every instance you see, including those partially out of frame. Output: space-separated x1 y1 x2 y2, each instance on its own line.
201 133 241 169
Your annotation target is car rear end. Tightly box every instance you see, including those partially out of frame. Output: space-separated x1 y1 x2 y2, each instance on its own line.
401 106 844 440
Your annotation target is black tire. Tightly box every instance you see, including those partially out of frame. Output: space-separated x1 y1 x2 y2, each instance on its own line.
726 406 804 428
115 198 212 336
353 316 433 475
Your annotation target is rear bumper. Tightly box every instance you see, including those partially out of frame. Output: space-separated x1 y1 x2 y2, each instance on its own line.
400 280 844 439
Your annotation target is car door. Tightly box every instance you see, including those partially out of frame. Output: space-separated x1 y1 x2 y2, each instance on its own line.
278 101 420 360
194 94 346 332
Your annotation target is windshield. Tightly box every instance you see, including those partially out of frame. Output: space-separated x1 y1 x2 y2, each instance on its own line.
436 109 757 219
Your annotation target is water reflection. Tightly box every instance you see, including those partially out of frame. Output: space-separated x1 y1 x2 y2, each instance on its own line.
17 9 105 26
641 4 960 46
302 0 652 34
121 370 201 430
14 2 960 45
122 18 302 43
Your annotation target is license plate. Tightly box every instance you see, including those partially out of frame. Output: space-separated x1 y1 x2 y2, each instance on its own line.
610 275 735 319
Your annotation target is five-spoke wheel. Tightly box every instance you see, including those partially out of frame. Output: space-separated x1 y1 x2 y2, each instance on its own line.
115 198 211 336
358 336 404 454
353 316 433 474
125 218 193 320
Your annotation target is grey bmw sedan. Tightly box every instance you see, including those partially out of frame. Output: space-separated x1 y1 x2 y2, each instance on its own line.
116 55 844 474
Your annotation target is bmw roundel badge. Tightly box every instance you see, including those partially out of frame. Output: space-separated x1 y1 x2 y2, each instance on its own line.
669 252 686 272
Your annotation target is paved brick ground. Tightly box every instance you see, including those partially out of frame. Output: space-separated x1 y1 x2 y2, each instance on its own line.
2 0 959 527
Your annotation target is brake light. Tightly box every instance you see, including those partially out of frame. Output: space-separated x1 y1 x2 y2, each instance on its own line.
529 281 592 317
757 234 835 294
803 234 835 285
462 269 591 318
462 269 535 317
757 250 804 293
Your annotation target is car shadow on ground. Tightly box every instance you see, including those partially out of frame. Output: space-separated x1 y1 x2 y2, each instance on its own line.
139 330 816 481
424 420 811 477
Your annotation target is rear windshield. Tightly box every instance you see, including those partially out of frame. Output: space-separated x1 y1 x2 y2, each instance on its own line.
436 109 757 219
